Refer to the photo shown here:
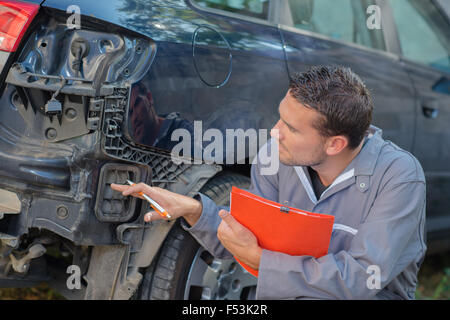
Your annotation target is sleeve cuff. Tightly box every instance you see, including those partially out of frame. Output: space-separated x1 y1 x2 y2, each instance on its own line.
179 192 233 259
180 192 216 233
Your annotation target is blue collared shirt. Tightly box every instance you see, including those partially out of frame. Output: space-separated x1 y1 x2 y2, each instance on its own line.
182 126 426 299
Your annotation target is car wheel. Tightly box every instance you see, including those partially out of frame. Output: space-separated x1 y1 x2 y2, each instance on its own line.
138 172 258 300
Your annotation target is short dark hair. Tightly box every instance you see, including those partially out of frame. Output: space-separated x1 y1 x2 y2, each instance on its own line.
289 65 373 149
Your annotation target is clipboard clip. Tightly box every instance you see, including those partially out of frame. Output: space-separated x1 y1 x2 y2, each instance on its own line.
280 206 290 214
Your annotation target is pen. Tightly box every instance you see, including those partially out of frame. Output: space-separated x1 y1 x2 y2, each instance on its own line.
126 180 172 219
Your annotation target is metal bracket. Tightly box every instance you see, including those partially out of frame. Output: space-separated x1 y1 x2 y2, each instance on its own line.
9 244 46 273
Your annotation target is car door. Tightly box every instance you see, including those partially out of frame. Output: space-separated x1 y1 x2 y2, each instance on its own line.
275 0 417 152
388 0 450 239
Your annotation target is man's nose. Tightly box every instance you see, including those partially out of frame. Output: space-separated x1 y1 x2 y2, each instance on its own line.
271 121 282 141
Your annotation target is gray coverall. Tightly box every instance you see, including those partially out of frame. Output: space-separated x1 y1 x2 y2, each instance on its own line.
181 126 427 299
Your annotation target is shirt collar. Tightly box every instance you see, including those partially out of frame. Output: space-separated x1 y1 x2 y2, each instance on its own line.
352 125 385 177
294 125 385 203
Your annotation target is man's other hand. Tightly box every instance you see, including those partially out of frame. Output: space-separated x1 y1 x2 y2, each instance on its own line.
217 209 262 270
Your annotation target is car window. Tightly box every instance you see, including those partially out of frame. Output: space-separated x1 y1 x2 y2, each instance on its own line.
390 0 450 73
435 0 450 17
192 0 269 20
286 0 386 51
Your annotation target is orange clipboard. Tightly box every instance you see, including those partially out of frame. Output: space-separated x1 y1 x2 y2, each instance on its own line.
229 187 335 277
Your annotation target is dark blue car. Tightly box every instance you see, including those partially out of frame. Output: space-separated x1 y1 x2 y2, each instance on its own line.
0 0 449 299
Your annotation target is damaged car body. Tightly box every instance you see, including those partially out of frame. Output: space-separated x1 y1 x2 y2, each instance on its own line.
0 0 279 300
1 0 450 300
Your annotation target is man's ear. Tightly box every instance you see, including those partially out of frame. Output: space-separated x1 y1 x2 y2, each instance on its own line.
325 135 349 156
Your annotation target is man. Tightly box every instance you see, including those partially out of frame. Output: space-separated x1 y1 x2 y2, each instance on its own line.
112 66 426 299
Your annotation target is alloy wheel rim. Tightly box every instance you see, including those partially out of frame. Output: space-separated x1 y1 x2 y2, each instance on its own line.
183 247 257 300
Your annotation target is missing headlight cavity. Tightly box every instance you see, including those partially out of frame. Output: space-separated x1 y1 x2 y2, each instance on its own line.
94 163 142 223
5 14 156 142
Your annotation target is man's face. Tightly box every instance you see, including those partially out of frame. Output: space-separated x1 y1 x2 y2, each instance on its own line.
271 91 328 167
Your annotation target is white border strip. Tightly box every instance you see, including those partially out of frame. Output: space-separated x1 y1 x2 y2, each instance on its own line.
294 167 355 203
333 223 358 235
294 166 317 204
323 168 355 195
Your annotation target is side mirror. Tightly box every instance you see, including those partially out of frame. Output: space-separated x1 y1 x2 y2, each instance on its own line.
433 76 450 95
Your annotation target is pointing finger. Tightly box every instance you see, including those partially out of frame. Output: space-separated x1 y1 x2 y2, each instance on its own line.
144 211 163 222
110 183 128 192
110 183 145 200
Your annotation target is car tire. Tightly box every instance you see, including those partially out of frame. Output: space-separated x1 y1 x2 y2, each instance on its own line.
137 172 257 300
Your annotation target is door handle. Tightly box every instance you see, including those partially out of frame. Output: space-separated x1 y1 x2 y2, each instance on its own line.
422 99 439 119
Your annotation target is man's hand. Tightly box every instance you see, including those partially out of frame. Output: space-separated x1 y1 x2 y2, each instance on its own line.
217 209 262 270
110 182 202 226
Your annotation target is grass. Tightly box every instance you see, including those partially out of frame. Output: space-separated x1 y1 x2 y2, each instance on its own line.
0 283 65 300
1 251 449 300
415 252 450 300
